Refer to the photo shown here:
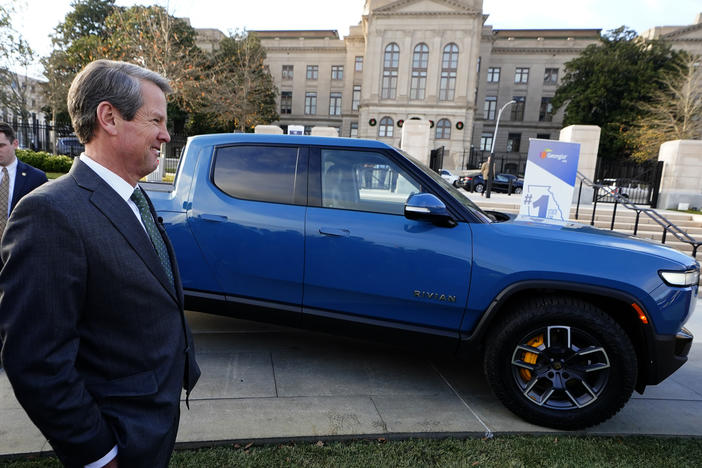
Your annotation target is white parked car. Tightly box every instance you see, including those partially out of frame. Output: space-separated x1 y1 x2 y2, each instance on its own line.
440 169 459 186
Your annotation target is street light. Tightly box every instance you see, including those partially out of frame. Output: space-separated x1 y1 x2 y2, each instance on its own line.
486 100 516 199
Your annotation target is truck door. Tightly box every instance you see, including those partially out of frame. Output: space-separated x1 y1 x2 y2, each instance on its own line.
186 144 307 315
303 147 471 335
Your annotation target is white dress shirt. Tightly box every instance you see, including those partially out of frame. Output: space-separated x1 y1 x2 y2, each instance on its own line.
79 153 147 231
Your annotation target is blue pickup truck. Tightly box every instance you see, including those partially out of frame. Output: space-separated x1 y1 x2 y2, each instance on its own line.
146 133 696 430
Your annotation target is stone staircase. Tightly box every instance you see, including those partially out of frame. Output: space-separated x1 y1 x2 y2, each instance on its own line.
468 195 702 259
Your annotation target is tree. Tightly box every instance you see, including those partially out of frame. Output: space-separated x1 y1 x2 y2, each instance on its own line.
200 31 278 132
42 0 117 125
552 27 686 158
103 5 207 113
627 54 702 161
0 1 37 144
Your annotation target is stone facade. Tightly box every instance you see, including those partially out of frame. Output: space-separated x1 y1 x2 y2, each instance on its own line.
251 0 600 170
197 5 701 172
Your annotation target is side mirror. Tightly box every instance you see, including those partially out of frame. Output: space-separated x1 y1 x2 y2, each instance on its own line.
404 193 456 227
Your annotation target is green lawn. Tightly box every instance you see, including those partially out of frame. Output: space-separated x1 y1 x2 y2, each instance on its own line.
45 172 65 180
2 436 701 467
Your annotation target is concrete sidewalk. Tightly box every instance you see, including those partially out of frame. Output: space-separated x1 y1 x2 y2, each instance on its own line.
1 303 701 458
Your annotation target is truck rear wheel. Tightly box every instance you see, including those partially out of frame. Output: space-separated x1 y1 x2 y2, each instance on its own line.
483 296 637 430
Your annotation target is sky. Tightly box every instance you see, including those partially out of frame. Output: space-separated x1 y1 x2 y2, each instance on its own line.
5 0 702 78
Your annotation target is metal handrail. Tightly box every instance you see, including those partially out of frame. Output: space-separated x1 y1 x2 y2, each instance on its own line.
576 171 702 258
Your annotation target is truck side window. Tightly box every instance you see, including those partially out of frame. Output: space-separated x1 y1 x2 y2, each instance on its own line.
321 149 421 215
213 145 300 205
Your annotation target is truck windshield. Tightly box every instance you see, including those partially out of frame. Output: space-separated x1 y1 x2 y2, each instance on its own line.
396 148 492 222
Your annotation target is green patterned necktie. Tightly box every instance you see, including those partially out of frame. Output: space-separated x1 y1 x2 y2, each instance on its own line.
130 187 174 288
0 167 9 234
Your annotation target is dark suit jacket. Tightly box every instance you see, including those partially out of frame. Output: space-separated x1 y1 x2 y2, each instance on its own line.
10 159 48 213
0 159 200 468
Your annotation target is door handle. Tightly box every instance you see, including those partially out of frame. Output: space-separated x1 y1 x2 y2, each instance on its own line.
319 227 350 237
198 213 228 222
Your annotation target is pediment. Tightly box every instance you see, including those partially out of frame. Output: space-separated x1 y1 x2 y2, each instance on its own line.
373 0 480 16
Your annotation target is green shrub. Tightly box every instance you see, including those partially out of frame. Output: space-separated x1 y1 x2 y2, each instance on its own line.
16 149 73 173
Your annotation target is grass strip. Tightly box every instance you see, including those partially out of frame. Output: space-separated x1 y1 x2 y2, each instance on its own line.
2 435 701 467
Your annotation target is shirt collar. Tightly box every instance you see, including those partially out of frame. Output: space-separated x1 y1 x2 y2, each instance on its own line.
2 156 18 175
79 153 136 202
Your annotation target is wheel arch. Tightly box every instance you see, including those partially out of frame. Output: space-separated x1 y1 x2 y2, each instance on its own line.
460 280 654 393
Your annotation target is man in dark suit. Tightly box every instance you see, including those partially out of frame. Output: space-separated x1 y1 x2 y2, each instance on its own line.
0 122 48 235
0 60 200 468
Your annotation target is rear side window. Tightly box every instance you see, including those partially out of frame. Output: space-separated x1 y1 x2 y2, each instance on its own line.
213 145 300 204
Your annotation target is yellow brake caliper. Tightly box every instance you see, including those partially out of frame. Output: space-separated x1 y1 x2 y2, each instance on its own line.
519 334 544 381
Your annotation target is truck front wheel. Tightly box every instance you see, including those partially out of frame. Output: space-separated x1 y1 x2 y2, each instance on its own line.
483 296 637 430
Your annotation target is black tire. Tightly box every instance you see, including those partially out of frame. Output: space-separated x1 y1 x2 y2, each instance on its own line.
474 183 485 193
483 296 637 430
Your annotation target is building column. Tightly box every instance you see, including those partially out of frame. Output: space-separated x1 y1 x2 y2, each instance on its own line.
657 140 702 209
559 125 601 204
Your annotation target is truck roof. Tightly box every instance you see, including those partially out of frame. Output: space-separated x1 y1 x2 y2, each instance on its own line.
187 133 394 149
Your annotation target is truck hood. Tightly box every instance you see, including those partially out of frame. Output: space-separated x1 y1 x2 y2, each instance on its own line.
506 215 696 268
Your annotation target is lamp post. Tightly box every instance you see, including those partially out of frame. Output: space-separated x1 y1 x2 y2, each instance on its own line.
486 100 515 199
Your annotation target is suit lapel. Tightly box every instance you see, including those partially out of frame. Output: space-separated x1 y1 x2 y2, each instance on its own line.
70 160 179 303
11 160 29 212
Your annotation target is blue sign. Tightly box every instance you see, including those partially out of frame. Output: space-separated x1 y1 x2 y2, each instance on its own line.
519 139 580 221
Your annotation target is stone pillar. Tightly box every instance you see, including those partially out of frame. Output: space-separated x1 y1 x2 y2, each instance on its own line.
401 120 431 166
559 125 601 204
657 140 702 209
311 126 339 137
254 125 283 134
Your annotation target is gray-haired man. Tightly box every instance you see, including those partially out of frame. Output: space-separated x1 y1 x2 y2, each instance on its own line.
0 59 200 468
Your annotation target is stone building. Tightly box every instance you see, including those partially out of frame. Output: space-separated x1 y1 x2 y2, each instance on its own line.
252 0 600 170
198 5 700 171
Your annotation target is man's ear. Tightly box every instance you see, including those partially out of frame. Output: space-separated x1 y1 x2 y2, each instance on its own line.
96 101 119 136
11 139 19 150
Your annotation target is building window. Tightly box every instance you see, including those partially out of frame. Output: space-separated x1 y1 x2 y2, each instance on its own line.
514 67 529 84
435 119 451 139
350 122 358 137
544 68 559 85
484 96 497 120
331 65 343 80
352 85 361 111
304 92 317 114
506 133 521 152
487 67 500 83
477 56 481 73
329 92 342 115
539 97 553 122
382 43 399 99
306 65 318 80
282 65 293 80
410 43 429 100
280 91 292 114
440 43 458 101
355 56 363 72
378 116 394 137
537 133 551 140
480 133 493 151
510 96 525 121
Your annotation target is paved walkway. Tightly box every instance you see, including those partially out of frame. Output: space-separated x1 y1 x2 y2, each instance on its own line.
1 302 701 458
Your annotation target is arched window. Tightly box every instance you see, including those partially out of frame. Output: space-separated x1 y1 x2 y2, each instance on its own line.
410 43 428 100
435 119 451 139
381 43 399 99
440 43 458 101
378 116 394 137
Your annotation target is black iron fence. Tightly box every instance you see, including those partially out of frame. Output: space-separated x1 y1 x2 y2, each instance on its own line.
593 158 663 206
9 121 76 154
467 148 528 176
6 120 189 159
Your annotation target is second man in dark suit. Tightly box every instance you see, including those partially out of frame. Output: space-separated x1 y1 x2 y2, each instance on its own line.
0 122 48 235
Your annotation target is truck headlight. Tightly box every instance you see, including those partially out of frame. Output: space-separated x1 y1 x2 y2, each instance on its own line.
659 269 700 287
